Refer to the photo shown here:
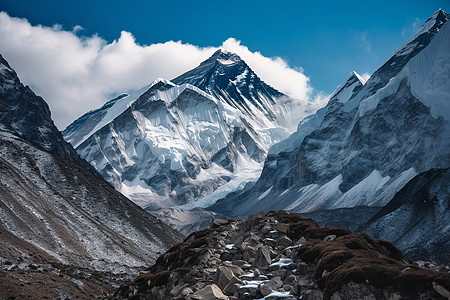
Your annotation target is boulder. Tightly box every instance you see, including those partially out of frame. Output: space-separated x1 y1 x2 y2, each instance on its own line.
213 266 242 290
212 219 229 228
260 277 283 296
277 236 293 248
322 235 336 242
276 224 290 233
252 245 271 267
191 284 229 300
243 245 258 263
261 224 272 234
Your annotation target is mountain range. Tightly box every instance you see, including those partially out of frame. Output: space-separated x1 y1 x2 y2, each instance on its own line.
1 8 449 300
61 9 450 264
209 9 450 262
63 50 317 211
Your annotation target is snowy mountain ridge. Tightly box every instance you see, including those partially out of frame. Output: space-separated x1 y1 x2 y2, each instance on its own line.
211 9 450 217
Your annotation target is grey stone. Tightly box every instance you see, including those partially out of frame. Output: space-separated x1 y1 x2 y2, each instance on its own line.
277 236 293 248
243 246 257 263
295 237 307 245
261 224 272 234
212 219 229 228
252 245 271 267
260 277 283 296
182 287 194 296
264 238 277 247
295 262 308 275
433 282 450 299
238 285 259 297
221 252 234 261
284 275 297 285
276 224 289 233
231 260 248 267
223 282 241 296
272 268 290 280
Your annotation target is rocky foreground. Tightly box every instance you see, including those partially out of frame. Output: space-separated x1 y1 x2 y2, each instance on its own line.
112 211 450 300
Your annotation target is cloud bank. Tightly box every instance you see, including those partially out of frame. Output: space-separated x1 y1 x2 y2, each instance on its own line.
0 12 314 129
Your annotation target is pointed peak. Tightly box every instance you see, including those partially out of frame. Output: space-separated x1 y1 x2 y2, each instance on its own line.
214 48 232 55
327 71 366 104
430 8 448 19
351 71 368 85
149 78 176 88
208 49 243 65
342 71 366 86
421 8 449 31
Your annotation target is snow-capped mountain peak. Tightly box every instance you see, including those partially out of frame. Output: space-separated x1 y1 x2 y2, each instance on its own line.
211 10 450 220
268 70 365 156
172 49 305 130
64 48 318 211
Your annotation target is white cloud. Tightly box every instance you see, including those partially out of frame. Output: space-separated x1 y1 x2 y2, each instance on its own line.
220 38 312 101
0 12 314 129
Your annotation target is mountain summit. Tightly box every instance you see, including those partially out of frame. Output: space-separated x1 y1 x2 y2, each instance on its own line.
173 49 310 129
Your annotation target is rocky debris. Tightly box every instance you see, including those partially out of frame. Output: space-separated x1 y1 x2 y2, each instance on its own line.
112 211 450 300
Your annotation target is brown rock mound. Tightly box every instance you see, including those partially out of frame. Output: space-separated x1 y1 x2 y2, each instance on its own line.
112 211 450 300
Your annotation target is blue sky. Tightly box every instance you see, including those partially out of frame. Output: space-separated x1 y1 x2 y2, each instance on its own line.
0 0 448 128
1 0 447 92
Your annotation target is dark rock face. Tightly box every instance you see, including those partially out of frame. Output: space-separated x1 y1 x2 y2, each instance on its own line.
111 211 450 300
360 168 450 264
0 54 95 172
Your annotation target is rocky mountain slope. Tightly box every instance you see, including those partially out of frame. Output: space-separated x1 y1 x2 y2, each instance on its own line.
360 168 450 264
0 54 183 298
63 51 316 211
112 211 450 300
211 9 450 217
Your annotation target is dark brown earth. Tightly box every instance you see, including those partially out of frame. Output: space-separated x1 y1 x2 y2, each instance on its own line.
0 224 139 299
